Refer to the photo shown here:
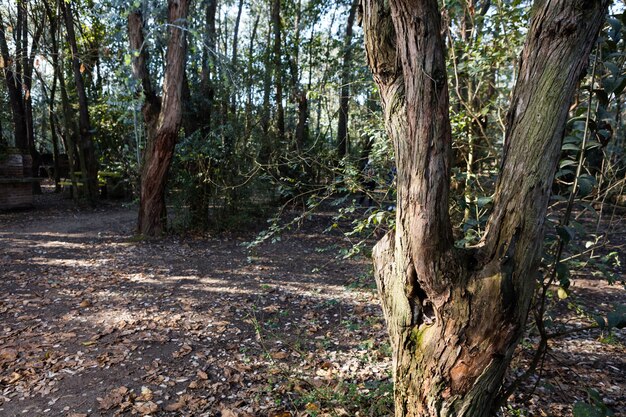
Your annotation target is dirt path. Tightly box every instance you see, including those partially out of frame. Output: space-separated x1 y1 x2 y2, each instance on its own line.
0 192 624 417
0 195 390 417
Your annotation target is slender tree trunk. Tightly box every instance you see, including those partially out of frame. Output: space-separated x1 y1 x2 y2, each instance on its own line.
336 0 358 159
47 0 80 201
260 16 273 163
54 24 79 200
245 13 260 140
289 0 308 152
137 0 189 237
271 0 285 142
61 0 99 202
0 15 28 151
362 1 609 416
49 75 61 192
22 4 45 193
200 0 217 134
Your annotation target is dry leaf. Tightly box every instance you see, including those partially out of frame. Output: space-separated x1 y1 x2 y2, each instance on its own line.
164 401 185 412
134 401 158 415
8 372 22 384
269 411 292 417
136 386 153 401
197 370 208 380
172 343 192 358
221 408 239 417
305 403 320 412
0 348 18 362
270 351 289 360
97 386 128 410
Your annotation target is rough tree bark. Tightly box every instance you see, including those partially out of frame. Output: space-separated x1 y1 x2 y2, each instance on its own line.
128 10 161 146
361 0 609 416
137 0 189 237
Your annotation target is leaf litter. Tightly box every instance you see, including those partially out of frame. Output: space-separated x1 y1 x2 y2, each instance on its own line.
0 194 624 416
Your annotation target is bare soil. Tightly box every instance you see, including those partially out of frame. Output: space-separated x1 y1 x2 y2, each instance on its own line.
0 188 624 417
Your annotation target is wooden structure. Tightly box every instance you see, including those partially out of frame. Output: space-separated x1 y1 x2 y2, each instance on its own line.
0 151 36 210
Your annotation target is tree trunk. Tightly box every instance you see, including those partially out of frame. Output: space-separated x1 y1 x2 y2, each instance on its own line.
245 13 260 140
137 0 189 237
260 15 273 163
0 14 28 151
336 0 358 159
361 0 608 416
128 10 161 146
62 0 99 202
200 0 217 134
46 0 80 201
289 0 309 152
271 0 285 142
22 3 45 193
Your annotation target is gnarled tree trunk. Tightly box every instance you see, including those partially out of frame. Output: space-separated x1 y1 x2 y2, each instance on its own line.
137 0 189 237
361 0 608 416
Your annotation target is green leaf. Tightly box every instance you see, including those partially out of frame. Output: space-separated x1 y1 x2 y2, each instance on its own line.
560 159 578 168
562 143 580 152
556 225 576 244
556 263 570 288
594 315 606 330
476 196 493 208
577 176 596 197
613 77 626 96
607 311 626 329
572 402 602 417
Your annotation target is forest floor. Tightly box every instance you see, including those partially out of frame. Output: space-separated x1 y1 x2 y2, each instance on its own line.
0 184 624 417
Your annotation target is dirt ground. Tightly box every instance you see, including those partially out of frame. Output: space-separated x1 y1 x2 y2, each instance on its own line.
0 188 624 417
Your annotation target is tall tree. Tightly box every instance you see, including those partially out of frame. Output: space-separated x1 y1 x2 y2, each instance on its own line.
0 13 28 151
271 0 285 142
362 0 609 416
61 0 99 202
336 0 358 159
137 0 190 236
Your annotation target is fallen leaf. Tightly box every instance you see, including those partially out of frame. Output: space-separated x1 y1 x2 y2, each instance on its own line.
164 401 185 411
221 408 239 417
270 351 289 360
134 401 158 414
305 403 320 412
0 348 18 362
8 372 22 384
137 386 153 401
97 386 128 410
172 343 193 358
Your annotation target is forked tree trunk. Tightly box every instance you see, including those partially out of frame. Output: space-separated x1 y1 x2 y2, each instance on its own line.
137 0 189 237
361 1 608 416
